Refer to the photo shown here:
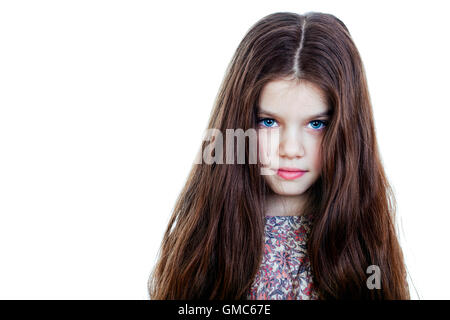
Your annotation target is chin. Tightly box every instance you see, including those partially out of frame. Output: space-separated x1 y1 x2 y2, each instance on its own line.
270 184 310 196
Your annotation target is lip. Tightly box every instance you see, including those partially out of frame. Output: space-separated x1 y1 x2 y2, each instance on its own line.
277 168 307 180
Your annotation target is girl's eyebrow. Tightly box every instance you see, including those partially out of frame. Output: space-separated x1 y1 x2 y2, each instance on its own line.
257 108 332 118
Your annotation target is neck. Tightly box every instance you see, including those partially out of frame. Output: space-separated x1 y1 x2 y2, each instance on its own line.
264 193 306 216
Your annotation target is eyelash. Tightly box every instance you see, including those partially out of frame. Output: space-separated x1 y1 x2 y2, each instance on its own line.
257 118 329 130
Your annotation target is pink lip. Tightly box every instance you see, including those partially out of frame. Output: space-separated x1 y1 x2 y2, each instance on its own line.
277 168 307 180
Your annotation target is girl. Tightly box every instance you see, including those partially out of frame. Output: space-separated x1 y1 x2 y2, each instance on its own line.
148 11 410 300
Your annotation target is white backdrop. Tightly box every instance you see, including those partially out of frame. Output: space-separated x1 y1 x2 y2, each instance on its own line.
0 0 448 299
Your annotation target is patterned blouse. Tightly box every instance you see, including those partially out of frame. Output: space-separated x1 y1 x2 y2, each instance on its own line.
247 215 319 300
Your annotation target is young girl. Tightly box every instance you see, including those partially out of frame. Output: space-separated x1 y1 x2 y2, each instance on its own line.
148 11 410 300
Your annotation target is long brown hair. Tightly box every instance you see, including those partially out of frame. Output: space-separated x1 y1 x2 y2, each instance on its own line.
148 11 410 299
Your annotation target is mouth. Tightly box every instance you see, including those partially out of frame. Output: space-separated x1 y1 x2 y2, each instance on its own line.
276 168 307 180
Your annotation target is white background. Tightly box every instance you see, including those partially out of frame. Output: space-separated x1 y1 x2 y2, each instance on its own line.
0 0 448 299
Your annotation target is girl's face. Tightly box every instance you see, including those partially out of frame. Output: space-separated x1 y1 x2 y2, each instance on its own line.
257 78 330 196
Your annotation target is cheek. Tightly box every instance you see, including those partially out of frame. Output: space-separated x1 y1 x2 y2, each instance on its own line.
310 140 323 171
257 130 279 165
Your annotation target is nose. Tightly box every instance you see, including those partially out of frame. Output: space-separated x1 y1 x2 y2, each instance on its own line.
279 129 305 159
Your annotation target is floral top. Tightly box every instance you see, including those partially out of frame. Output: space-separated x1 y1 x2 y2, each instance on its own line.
247 215 319 300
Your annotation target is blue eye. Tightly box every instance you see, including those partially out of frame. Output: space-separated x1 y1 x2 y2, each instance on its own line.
257 118 328 130
258 118 278 128
308 120 328 130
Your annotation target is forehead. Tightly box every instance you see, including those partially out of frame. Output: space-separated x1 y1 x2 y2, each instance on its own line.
258 79 329 116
